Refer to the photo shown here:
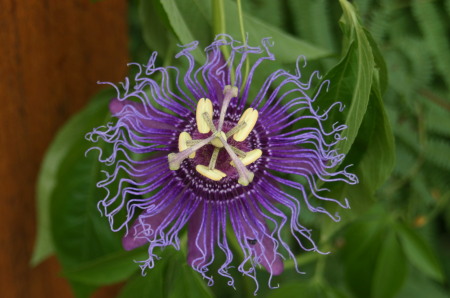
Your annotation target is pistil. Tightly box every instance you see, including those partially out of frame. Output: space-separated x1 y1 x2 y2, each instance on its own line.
168 85 261 185
211 131 227 148
218 85 238 132
168 135 215 170
218 134 254 186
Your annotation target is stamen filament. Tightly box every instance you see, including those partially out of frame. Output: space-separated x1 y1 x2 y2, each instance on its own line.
209 147 220 169
202 112 217 133
186 140 202 146
225 121 247 138
230 146 247 158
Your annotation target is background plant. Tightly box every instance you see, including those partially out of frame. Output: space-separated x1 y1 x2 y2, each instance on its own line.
32 0 450 297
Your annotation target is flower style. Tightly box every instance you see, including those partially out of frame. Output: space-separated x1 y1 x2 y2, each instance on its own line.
87 35 358 288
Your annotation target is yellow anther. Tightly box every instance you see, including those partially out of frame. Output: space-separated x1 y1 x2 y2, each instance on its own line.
233 108 259 142
196 165 226 181
211 131 227 148
196 98 213 133
178 132 195 158
230 149 262 167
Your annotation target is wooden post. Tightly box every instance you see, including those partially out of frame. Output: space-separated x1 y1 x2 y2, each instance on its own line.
0 0 128 296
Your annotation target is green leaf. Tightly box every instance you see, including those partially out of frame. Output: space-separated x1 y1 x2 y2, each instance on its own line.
364 28 388 94
287 0 315 40
326 0 374 156
222 0 331 62
372 230 408 298
50 90 121 265
70 281 97 298
139 0 173 54
396 223 444 282
168 262 214 298
165 252 213 298
314 0 394 211
241 0 283 28
318 51 394 212
192 0 331 61
265 282 321 298
47 89 141 290
341 208 387 297
159 0 210 62
344 73 395 202
118 259 167 298
119 250 213 298
266 282 346 298
63 247 148 285
288 0 337 58
340 206 387 262
32 88 114 266
424 98 450 138
424 137 450 171
146 0 331 67
412 0 450 88
397 269 449 298
315 16 374 178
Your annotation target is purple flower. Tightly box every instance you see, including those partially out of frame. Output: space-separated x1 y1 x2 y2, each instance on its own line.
87 35 357 289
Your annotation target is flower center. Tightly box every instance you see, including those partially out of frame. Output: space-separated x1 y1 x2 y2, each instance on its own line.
167 86 261 186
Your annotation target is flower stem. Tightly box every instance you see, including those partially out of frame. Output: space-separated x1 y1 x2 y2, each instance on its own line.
313 254 326 283
212 0 226 37
236 0 250 91
236 0 245 41
283 251 321 270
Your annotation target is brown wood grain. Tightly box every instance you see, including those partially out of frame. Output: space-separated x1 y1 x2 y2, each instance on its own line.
0 0 128 297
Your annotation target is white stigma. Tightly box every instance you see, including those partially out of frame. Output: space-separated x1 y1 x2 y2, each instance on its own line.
211 131 227 148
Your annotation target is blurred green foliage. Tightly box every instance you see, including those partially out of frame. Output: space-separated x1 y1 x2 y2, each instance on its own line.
33 0 449 297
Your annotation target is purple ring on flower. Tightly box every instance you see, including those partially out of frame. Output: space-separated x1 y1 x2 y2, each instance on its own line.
86 34 358 290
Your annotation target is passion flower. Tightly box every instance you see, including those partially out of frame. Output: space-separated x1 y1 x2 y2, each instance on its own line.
87 34 358 288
